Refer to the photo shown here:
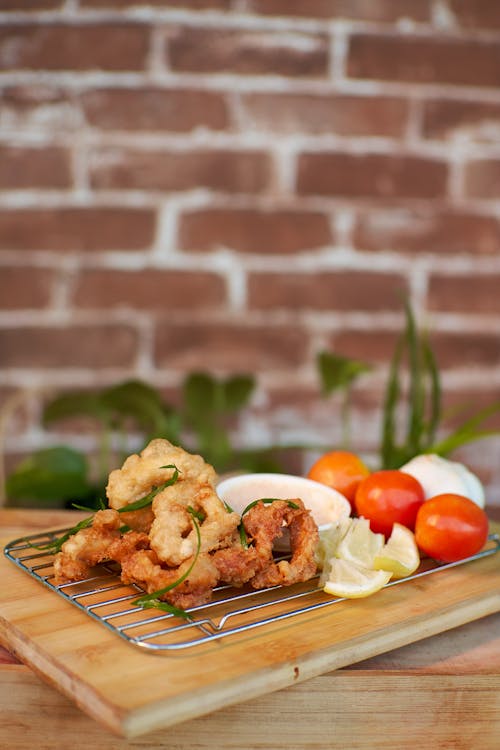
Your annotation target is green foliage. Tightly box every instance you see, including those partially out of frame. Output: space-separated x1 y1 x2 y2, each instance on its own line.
4 301 500 509
316 350 372 448
380 301 500 468
6 447 90 507
182 372 255 470
317 351 372 397
4 373 258 507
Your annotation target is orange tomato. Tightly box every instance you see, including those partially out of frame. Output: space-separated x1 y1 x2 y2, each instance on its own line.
415 493 489 563
307 450 370 506
354 470 425 537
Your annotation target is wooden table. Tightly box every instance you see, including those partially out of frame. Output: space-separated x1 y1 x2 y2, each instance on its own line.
0 508 499 750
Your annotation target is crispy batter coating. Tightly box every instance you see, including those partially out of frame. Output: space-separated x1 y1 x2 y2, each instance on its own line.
52 439 320 609
120 549 219 609
244 499 319 588
150 482 240 566
53 508 121 584
106 439 217 530
212 544 266 586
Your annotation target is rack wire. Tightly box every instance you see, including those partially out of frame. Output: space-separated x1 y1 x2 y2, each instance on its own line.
4 528 500 653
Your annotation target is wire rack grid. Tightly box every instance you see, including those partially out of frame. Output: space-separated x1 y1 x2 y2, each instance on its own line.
4 528 500 654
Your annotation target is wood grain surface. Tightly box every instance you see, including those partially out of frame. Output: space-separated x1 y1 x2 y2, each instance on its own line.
1 510 499 749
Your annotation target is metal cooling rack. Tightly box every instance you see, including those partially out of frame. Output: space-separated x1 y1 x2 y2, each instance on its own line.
4 528 500 653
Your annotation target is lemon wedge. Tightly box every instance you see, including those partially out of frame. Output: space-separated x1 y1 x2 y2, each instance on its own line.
317 518 352 583
317 518 352 565
373 523 420 579
323 559 392 599
335 517 385 569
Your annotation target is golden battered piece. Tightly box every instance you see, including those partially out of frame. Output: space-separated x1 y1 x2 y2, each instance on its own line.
120 549 220 609
53 508 122 584
52 440 320 610
106 439 240 563
243 499 319 588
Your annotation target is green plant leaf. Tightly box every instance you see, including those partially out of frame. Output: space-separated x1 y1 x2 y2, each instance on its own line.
43 392 110 427
317 351 372 397
429 428 500 457
222 375 255 412
101 380 179 440
6 446 89 504
183 372 219 423
381 333 404 469
404 300 426 457
422 335 441 448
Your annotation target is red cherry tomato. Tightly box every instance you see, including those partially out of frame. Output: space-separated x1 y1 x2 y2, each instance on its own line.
354 469 425 537
415 493 489 563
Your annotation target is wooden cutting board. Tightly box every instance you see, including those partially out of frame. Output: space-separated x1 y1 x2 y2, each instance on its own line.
0 514 499 739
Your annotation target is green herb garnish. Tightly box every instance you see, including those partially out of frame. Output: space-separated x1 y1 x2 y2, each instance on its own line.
186 505 206 523
25 464 180 553
117 464 179 513
237 498 300 549
133 507 202 621
27 515 95 554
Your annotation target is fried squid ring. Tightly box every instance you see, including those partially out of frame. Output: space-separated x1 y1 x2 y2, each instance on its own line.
119 549 220 609
149 481 240 567
243 499 319 588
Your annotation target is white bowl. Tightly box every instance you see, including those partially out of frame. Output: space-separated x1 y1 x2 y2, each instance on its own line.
216 472 351 543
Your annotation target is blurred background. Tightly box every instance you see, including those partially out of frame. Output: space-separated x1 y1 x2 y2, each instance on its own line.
1 0 500 509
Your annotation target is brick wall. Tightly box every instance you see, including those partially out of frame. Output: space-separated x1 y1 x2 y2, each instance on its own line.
1 0 500 506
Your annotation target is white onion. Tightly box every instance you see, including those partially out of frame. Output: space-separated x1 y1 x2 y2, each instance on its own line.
400 454 485 508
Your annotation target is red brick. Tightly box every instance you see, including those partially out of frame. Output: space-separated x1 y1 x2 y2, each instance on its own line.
430 331 500 369
423 99 500 143
428 274 500 314
178 208 332 254
168 27 329 77
0 146 71 190
1 0 62 7
328 329 400 363
1 85 68 108
247 0 430 22
73 270 226 311
82 0 229 6
89 149 271 194
297 152 448 199
2 0 63 7
0 85 77 132
154 322 309 371
248 271 407 311
449 0 500 30
0 24 149 71
464 160 500 199
240 93 408 138
353 208 500 255
81 88 228 132
0 207 156 251
0 325 138 368
347 34 500 88
0 268 54 310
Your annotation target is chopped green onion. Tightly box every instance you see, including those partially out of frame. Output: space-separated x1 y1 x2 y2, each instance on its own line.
118 464 180 513
26 515 95 554
186 505 206 523
133 508 202 618
240 497 299 516
27 464 180 554
237 497 300 549
136 599 193 621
